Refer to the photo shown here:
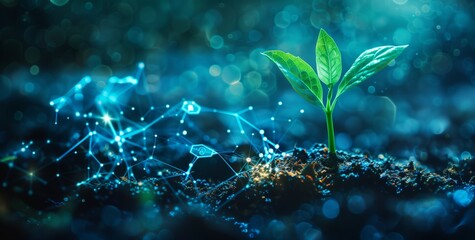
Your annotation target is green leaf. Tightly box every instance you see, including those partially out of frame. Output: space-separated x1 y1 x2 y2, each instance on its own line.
262 50 324 107
316 29 342 86
337 45 408 96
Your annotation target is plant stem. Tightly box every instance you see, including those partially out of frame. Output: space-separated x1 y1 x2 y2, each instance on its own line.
325 85 336 158
325 109 336 156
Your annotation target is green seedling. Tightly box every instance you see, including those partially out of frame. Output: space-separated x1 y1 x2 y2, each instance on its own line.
262 29 407 159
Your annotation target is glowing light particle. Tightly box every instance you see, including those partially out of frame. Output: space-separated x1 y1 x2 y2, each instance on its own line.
103 114 112 124
190 144 216 158
181 101 201 115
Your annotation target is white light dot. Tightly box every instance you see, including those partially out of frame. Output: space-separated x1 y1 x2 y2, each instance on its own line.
103 114 111 123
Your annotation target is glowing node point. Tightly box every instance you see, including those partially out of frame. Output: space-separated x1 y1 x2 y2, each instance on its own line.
300 109 305 113
115 136 121 142
102 113 112 123
278 101 283 106
259 129 265 135
138 62 145 69
181 101 201 115
246 157 252 163
275 144 280 149
190 144 217 158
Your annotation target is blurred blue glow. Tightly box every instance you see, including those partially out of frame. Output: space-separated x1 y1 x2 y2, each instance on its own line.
453 189 474 207
210 35 224 49
347 194 366 214
360 225 383 240
336 133 352 150
322 198 340 219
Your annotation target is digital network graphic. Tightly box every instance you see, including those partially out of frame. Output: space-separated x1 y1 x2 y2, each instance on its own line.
1 63 305 208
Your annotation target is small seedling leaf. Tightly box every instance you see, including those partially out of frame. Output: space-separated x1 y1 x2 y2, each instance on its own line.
262 50 324 107
316 29 342 86
337 45 408 96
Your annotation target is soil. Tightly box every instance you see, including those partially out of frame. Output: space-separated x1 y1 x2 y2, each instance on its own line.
1 144 474 239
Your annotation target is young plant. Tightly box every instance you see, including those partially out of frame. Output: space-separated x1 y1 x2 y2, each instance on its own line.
262 29 407 159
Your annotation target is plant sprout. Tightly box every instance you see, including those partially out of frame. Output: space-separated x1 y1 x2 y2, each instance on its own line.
262 29 407 159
